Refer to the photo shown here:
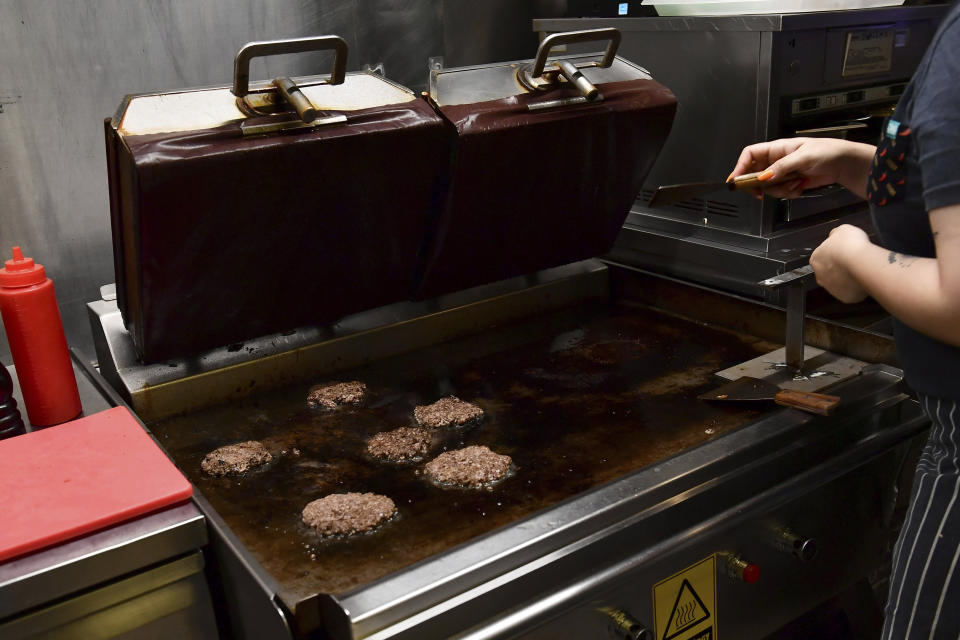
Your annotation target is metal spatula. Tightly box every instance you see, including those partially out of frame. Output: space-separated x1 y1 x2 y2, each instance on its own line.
648 171 768 208
698 376 840 416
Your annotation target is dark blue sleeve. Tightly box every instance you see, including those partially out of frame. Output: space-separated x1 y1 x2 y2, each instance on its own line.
912 8 960 212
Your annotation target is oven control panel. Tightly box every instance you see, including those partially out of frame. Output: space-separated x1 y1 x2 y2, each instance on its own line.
790 81 907 116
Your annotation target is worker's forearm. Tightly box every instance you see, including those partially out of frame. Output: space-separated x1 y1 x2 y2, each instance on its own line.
846 242 960 347
834 142 876 199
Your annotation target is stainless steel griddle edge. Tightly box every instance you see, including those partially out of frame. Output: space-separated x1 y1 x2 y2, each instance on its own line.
88 260 610 423
319 365 913 639
89 262 919 639
69 350 294 638
448 400 927 640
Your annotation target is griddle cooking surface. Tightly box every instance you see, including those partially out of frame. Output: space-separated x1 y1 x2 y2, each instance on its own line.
149 302 773 602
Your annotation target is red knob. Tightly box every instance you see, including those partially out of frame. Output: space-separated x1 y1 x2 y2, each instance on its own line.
724 553 761 584
742 562 761 584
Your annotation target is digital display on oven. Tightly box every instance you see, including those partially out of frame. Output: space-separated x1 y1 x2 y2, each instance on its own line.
842 27 895 77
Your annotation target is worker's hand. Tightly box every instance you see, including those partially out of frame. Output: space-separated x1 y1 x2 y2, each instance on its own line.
810 224 871 303
728 138 871 199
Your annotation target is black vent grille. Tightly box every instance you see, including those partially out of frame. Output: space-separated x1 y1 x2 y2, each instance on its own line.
706 200 740 217
674 197 706 213
637 190 742 219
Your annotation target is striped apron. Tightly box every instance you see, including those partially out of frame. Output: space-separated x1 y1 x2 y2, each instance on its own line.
883 395 960 639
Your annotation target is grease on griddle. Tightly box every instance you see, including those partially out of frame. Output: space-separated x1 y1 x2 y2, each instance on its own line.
414 396 484 428
367 427 432 462
301 492 397 537
149 301 771 598
306 381 367 409
201 440 272 476
424 445 513 488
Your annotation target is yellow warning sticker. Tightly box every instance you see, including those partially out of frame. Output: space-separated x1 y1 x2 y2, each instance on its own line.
652 554 717 640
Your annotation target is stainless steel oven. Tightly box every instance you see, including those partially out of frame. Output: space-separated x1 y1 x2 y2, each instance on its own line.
535 5 948 301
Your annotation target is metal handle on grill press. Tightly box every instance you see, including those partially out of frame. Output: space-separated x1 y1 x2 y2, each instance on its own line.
758 264 817 374
233 35 348 122
524 28 621 100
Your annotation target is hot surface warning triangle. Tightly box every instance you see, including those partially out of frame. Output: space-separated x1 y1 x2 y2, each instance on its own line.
662 578 711 640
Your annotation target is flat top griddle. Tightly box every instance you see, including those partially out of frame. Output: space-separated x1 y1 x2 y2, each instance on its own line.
149 301 773 603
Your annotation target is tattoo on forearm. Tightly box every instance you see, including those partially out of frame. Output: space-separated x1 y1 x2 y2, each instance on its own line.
887 251 919 268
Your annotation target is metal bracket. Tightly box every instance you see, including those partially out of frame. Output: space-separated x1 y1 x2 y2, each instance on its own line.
364 61 387 76
232 35 348 125
758 264 815 373
239 113 347 137
518 28 620 102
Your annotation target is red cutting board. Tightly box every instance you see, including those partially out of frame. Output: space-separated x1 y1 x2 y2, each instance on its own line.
0 406 193 562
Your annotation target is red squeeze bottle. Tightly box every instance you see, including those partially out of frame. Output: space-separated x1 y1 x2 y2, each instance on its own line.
0 247 81 427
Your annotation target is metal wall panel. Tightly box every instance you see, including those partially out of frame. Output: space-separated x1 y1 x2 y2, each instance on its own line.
357 0 444 90
442 0 538 67
0 0 536 364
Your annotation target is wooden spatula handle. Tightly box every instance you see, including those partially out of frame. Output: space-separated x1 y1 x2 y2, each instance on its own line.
774 389 841 416
730 171 764 190
729 171 800 191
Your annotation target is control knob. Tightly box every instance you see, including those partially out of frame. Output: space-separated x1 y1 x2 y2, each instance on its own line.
600 607 651 640
772 526 818 563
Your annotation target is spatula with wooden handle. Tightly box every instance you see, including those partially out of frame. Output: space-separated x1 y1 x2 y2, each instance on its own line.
698 376 840 416
648 171 792 208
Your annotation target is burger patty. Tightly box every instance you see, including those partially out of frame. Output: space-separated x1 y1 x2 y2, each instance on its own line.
306 381 367 409
301 492 397 536
414 396 484 428
201 441 272 476
424 445 513 488
367 427 432 462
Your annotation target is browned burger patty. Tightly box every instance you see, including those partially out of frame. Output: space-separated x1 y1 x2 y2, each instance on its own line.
414 396 484 429
367 427 432 462
424 445 513 488
301 492 397 536
306 381 367 409
201 441 272 476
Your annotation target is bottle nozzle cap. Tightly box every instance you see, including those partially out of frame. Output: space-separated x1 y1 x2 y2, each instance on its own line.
0 246 45 287
6 247 35 272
